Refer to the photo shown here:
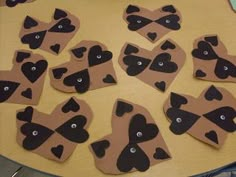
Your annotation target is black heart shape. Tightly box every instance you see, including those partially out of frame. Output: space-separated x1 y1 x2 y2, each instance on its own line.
123 55 151 76
116 101 133 117
155 81 166 92
91 140 110 158
195 69 206 77
150 53 178 73
214 58 236 79
51 145 64 159
204 85 223 101
170 92 188 108
6 0 27 7
21 30 47 49
162 5 176 13
156 14 181 30
50 44 60 54
0 81 20 103
161 40 176 50
88 45 112 67
205 130 218 144
127 15 152 31
126 5 140 14
24 16 38 29
61 98 80 113
124 44 139 55
71 47 87 58
21 88 32 99
21 123 54 150
166 107 201 135
153 147 170 160
63 69 90 93
203 106 236 132
48 18 75 33
16 51 31 63
54 9 68 20
117 144 150 172
16 106 33 122
21 60 48 83
103 74 117 83
147 32 157 41
52 67 67 79
192 41 219 60
129 114 159 143
204 36 218 46
55 115 89 143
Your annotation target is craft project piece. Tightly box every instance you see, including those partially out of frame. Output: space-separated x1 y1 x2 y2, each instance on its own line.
118 40 185 92
0 50 47 105
0 0 36 7
123 4 182 43
19 8 79 55
89 99 171 174
49 41 117 94
229 0 236 12
16 97 93 162
192 35 236 82
163 85 236 148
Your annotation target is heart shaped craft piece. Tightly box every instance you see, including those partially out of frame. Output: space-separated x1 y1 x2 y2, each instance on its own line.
16 97 93 162
19 8 80 55
0 50 47 105
192 35 236 82
0 0 36 7
49 41 117 94
118 39 186 92
123 4 182 43
89 99 170 174
163 85 236 148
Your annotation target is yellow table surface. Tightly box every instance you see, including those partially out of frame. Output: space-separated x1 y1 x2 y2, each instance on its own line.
0 0 235 177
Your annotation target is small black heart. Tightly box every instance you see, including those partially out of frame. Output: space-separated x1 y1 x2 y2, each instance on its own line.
71 47 87 58
51 145 64 159
124 44 139 55
16 106 33 122
153 147 170 160
52 67 67 79
205 36 218 46
50 44 60 54
205 130 218 144
91 140 110 158
161 40 176 50
16 51 31 63
21 88 32 99
204 85 223 101
126 5 140 14
24 16 38 29
103 74 117 83
147 32 157 41
61 98 80 113
116 101 133 117
162 5 176 13
155 81 166 92
195 69 206 77
170 92 187 108
54 9 68 20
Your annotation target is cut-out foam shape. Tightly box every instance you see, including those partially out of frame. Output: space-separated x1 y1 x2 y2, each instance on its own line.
16 97 93 162
49 41 117 94
0 0 36 7
123 4 182 43
89 99 171 174
163 85 236 149
118 40 186 92
0 50 47 105
192 35 236 82
19 8 80 55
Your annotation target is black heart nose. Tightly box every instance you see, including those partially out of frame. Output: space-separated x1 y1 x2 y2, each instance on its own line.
147 32 157 41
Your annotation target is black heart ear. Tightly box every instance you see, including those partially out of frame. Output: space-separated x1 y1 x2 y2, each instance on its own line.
24 16 38 29
170 92 187 108
161 40 176 50
71 47 87 59
61 97 80 113
54 8 68 20
52 67 68 79
124 44 139 55
16 51 31 63
116 101 133 117
162 5 176 13
16 106 34 122
126 5 140 14
91 140 110 158
204 36 218 46
204 85 223 101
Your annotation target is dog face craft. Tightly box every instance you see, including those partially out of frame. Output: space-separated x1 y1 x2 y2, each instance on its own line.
192 35 236 82
123 4 182 43
49 41 117 94
0 50 47 105
0 0 36 7
19 8 79 55
16 97 93 162
89 99 171 174
118 40 186 92
164 85 236 148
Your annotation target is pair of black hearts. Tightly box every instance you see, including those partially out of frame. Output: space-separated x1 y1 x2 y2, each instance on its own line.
126 5 176 14
6 0 27 7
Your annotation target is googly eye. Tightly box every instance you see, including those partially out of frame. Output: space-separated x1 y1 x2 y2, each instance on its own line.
77 78 82 83
130 147 136 153
137 20 142 23
137 61 142 66
32 130 38 136
220 115 226 120
58 25 63 29
31 67 36 71
203 51 208 55
176 117 182 123
136 131 143 137
35 35 40 39
158 62 164 66
165 19 170 23
96 55 102 59
4 87 9 91
224 66 228 71
71 123 77 128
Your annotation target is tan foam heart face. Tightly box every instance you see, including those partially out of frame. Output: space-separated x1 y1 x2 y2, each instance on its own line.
0 50 47 105
192 35 236 82
89 99 171 174
118 39 186 92
19 8 79 55
16 97 93 162
49 41 117 94
123 4 182 43
163 85 236 149
0 0 36 7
